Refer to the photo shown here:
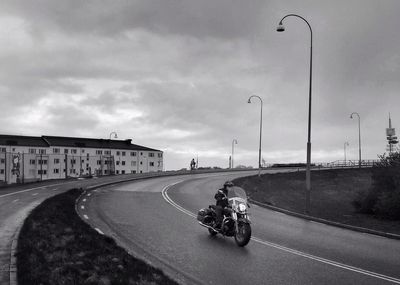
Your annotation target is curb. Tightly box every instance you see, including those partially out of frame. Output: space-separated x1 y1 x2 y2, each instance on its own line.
250 199 400 240
9 221 24 285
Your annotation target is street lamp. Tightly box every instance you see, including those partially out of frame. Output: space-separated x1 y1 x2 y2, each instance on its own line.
109 132 118 175
232 139 238 169
277 14 313 214
247 95 263 177
350 112 362 168
344 142 349 166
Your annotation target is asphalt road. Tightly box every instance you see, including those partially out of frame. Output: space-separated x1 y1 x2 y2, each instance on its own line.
78 171 400 285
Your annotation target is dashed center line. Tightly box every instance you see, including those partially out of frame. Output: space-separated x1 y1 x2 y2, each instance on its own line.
95 228 104 235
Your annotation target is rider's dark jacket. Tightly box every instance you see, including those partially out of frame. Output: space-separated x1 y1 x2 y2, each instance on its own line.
215 188 229 208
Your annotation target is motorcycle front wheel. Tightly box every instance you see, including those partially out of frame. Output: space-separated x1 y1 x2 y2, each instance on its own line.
234 223 251 247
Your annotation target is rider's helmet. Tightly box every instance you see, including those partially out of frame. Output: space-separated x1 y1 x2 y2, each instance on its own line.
224 181 234 187
223 181 234 192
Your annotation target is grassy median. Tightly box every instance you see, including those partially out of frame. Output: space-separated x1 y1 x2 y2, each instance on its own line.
17 188 177 285
234 168 400 235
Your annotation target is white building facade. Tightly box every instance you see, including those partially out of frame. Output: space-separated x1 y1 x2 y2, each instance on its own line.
0 135 163 185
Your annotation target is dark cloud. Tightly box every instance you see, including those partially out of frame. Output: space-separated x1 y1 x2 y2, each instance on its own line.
0 0 269 39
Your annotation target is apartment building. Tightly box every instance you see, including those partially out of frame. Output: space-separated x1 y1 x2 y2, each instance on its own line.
0 134 163 184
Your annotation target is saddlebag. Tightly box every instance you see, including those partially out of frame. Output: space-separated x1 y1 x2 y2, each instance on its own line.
197 208 210 222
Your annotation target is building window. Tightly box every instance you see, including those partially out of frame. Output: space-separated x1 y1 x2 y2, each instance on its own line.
96 150 103 155
149 153 155 157
39 149 46 154
122 151 126 156
131 161 136 166
116 151 120 156
122 161 125 166
29 148 36 154
130 152 136 157
64 149 69 154
53 169 59 174
121 170 125 174
54 159 60 164
53 148 60 154
149 162 154 167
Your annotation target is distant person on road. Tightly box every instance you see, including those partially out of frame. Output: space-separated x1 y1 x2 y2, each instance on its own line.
214 181 234 230
190 158 196 170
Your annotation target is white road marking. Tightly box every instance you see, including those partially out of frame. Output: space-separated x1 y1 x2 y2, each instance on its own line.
161 181 400 284
81 205 85 210
12 199 19 203
95 228 104 235
83 215 89 220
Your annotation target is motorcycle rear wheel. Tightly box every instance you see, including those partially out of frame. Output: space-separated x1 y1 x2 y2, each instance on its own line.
235 223 251 247
208 227 217 236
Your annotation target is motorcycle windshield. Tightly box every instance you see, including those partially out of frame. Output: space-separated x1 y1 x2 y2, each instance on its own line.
227 186 248 201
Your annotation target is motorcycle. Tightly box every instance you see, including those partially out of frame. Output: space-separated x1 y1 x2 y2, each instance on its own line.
197 186 252 247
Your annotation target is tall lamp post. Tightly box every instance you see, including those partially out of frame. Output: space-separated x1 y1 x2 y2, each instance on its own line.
344 142 349 166
247 95 263 177
350 112 362 168
277 14 313 214
109 131 118 175
231 139 238 169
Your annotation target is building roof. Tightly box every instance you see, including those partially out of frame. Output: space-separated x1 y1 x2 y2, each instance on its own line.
0 134 161 152
0 134 49 147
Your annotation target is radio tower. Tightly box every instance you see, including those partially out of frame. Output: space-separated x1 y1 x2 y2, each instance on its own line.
386 113 398 154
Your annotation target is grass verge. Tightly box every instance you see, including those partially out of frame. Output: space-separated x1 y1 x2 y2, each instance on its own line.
234 168 400 235
17 188 178 285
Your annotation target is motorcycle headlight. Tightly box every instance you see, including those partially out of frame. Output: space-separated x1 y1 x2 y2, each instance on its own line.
238 203 247 212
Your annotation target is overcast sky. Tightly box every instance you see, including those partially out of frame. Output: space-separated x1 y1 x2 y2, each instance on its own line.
0 0 399 170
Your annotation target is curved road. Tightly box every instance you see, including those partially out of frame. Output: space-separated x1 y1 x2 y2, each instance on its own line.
78 171 400 285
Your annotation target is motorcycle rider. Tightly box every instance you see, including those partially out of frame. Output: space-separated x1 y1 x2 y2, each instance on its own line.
214 181 234 230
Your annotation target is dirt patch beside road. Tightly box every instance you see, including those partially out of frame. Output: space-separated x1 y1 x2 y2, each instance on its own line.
234 168 400 235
